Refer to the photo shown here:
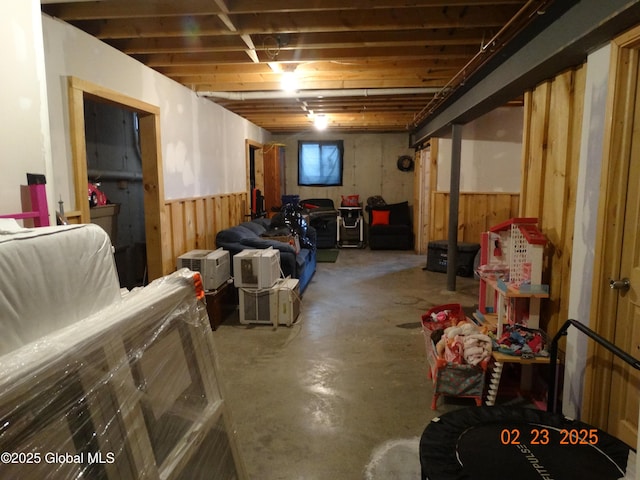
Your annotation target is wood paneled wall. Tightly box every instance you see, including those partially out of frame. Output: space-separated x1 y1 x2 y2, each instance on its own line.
519 65 586 334
162 192 247 275
429 192 520 244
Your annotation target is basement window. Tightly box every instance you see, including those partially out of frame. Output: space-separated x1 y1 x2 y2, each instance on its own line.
298 140 344 186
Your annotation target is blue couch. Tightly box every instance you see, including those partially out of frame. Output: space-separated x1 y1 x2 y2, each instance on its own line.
215 218 316 294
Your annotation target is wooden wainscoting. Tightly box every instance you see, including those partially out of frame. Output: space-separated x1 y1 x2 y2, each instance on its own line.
519 64 586 334
429 192 520 244
163 192 248 275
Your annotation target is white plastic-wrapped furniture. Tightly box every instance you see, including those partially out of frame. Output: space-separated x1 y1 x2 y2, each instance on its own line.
0 221 246 479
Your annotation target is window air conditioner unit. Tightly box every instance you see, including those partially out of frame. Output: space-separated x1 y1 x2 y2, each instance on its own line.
239 278 300 327
176 248 230 291
233 248 280 289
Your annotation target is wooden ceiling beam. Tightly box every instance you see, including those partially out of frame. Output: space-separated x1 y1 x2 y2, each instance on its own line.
254 28 489 49
155 71 461 88
242 112 417 129
109 36 248 54
138 51 252 65
242 119 422 127
247 114 415 122
42 0 525 20
257 46 478 62
231 7 518 33
228 0 525 13
175 74 455 90
72 5 518 39
71 16 230 39
218 104 432 112
168 73 456 89
155 58 465 75
257 118 414 129
224 96 436 103
42 0 222 19
188 78 450 91
142 45 479 66
110 28 490 55
213 95 436 106
223 105 434 115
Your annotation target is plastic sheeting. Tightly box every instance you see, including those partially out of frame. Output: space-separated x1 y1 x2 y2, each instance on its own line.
0 222 121 356
0 269 245 479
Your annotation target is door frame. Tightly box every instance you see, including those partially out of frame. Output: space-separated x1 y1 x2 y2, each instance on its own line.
245 139 263 193
412 139 438 254
245 139 263 215
67 77 165 281
582 25 640 430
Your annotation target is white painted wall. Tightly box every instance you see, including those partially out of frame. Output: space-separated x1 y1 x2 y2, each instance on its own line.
562 44 611 419
272 132 415 207
40 15 269 211
0 0 54 221
437 106 523 192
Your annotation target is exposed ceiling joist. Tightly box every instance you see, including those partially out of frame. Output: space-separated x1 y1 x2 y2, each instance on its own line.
41 0 555 133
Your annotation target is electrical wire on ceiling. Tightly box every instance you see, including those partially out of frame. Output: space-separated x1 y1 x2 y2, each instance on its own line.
263 34 291 61
264 37 280 60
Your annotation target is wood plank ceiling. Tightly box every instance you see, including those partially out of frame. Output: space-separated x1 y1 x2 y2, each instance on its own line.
41 0 547 134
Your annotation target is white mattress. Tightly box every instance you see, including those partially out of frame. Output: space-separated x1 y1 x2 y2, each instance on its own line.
0 220 121 356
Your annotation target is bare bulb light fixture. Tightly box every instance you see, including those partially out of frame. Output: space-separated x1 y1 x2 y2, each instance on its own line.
314 114 328 130
280 71 298 92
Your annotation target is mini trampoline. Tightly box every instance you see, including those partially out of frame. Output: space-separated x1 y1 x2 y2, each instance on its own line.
419 320 640 480
419 406 633 480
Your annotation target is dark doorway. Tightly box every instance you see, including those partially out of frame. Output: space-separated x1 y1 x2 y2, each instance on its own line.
84 99 147 288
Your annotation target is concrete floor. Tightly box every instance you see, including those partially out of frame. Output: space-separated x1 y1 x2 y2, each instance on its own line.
212 249 480 479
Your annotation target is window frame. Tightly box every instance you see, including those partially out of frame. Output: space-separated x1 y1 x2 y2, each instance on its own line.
297 140 344 187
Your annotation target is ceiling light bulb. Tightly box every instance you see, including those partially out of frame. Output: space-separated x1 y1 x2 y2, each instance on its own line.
314 114 328 130
268 62 283 73
281 72 298 92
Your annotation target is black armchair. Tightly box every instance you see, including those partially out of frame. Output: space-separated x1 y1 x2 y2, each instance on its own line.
366 200 414 250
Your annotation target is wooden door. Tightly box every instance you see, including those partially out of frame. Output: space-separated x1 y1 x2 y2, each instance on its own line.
607 56 640 447
254 147 264 198
263 144 283 215
583 26 640 450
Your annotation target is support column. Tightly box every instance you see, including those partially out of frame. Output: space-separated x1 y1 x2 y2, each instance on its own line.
447 124 462 291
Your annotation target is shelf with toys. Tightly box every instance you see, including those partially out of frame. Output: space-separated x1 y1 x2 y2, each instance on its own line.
476 218 550 406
